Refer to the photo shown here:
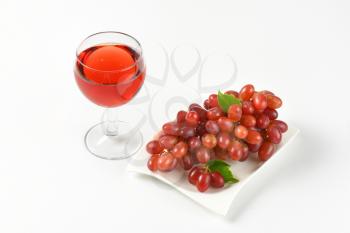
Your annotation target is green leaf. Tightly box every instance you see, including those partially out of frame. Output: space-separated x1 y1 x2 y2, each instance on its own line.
207 160 239 184
217 91 241 113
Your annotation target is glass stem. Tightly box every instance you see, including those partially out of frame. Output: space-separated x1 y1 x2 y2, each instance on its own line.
102 108 119 136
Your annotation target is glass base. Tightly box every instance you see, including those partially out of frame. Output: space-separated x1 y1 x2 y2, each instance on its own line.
84 121 143 160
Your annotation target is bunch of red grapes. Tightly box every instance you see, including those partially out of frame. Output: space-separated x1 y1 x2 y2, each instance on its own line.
146 84 288 192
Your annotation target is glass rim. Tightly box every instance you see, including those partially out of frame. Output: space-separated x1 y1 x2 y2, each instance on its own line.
75 31 143 73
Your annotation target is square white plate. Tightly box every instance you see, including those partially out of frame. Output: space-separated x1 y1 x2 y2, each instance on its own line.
127 126 299 216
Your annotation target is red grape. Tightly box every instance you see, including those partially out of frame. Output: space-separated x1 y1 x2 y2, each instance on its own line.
258 141 275 161
216 132 231 149
239 84 255 100
227 104 242 122
256 114 270 129
205 120 220 134
239 144 249 161
210 172 225 188
252 93 268 111
188 136 201 151
159 135 178 150
176 110 187 123
196 172 211 192
247 142 262 153
270 120 288 133
266 125 282 144
234 125 248 139
201 133 217 149
196 147 211 163
146 140 164 154
157 152 177 171
207 107 224 121
203 99 210 110
188 166 202 184
191 106 208 122
179 126 196 139
260 90 274 96
185 111 200 127
195 122 207 136
179 154 193 170
267 95 282 109
242 100 255 115
188 103 202 111
225 90 239 97
171 141 188 158
147 154 159 171
217 117 234 132
264 108 278 120
208 94 219 108
241 115 256 128
227 140 244 160
214 147 229 160
162 122 180 136
245 129 263 145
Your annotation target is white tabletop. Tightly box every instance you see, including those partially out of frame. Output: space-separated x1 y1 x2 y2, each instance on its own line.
1 0 349 232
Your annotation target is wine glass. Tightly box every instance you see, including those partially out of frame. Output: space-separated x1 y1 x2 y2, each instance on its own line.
74 31 145 160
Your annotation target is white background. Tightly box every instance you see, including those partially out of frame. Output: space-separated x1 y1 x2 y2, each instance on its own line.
1 0 350 232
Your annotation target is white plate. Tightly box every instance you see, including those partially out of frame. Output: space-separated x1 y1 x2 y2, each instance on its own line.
127 126 300 216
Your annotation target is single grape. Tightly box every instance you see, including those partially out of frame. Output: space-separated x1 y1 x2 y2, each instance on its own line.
205 120 220 134
157 152 177 171
240 115 256 128
256 114 270 129
191 106 208 122
162 122 180 136
234 125 248 139
188 103 202 111
270 120 288 133
225 90 239 97
146 140 164 154
227 104 242 122
216 132 231 149
217 117 234 132
176 110 187 123
188 166 202 184
171 141 188 158
179 154 193 170
258 141 275 161
214 147 229 160
245 129 263 145
264 108 278 120
147 154 159 171
247 142 262 153
188 136 201 151
185 111 200 127
203 99 210 110
239 84 255 100
210 172 225 188
208 94 219 108
159 135 178 150
239 144 249 162
252 93 268 111
207 107 224 121
227 140 244 161
196 146 211 163
201 133 217 149
196 172 211 192
195 122 207 136
242 100 255 115
266 125 282 144
179 126 196 139
260 90 274 96
267 95 282 109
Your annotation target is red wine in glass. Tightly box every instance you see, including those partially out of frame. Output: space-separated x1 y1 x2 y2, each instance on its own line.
74 32 145 160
